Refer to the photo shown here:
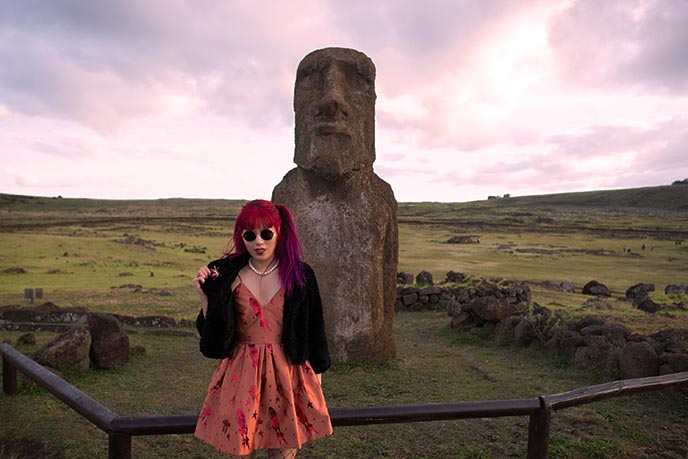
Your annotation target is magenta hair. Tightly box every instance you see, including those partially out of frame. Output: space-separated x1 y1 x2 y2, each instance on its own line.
228 199 305 295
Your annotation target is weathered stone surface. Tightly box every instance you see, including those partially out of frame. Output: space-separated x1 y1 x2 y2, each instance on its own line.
495 316 522 341
579 323 630 347
415 271 433 286
619 342 660 379
665 284 688 295
445 271 468 284
636 298 661 313
582 280 611 297
576 316 605 331
88 313 130 369
450 311 473 330
0 322 74 332
446 235 480 244
34 326 91 370
574 337 615 373
1 303 88 323
581 323 630 339
651 329 688 354
625 283 655 300
402 293 418 306
420 286 441 296
556 331 587 360
272 47 396 363
514 318 535 346
397 272 414 285
465 296 514 323
663 353 688 372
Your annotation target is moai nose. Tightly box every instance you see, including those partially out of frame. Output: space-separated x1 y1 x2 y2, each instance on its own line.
316 65 350 120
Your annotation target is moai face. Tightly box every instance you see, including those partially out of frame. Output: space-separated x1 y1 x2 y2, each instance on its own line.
294 48 376 180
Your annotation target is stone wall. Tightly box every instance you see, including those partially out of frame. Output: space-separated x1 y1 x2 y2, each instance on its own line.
395 273 531 315
396 270 688 380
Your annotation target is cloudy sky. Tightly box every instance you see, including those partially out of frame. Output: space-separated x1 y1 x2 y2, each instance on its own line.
1 0 687 202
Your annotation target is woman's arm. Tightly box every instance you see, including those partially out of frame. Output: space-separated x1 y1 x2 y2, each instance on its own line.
193 266 211 317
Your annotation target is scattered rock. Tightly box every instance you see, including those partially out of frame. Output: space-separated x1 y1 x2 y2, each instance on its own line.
446 235 480 244
619 342 660 379
178 319 196 328
397 272 414 285
415 270 434 286
495 315 522 342
88 313 130 369
662 353 688 372
0 303 88 323
33 326 91 370
450 311 473 330
636 298 661 314
2 267 27 274
665 284 688 295
574 338 614 372
514 318 535 346
444 271 468 284
17 333 36 345
464 296 515 323
626 283 655 301
576 316 605 331
582 280 611 297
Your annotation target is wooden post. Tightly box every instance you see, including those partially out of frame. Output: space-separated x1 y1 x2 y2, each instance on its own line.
526 397 551 459
108 432 132 459
2 355 18 395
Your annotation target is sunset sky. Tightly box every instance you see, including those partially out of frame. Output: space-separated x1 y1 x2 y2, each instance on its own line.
1 0 687 202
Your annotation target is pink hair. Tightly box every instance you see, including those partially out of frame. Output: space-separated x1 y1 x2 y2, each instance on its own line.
227 199 305 295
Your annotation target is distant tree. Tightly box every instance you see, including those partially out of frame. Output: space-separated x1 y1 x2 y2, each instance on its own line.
672 178 688 185
503 193 511 198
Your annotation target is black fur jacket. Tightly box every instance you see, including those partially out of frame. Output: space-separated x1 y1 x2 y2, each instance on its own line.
195 254 331 374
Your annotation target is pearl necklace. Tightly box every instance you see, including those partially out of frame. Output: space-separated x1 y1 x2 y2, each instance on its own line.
248 258 279 277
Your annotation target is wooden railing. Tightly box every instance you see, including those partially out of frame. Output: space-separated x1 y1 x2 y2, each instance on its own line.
2 342 687 459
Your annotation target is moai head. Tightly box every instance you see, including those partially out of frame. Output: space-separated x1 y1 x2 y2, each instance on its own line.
294 48 376 181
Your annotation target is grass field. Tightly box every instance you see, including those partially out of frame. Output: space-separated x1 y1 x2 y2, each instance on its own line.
1 188 688 458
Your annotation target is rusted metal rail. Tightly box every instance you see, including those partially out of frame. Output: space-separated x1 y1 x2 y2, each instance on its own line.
2 342 687 459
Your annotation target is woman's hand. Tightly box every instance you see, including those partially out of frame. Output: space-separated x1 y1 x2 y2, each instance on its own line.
193 266 210 315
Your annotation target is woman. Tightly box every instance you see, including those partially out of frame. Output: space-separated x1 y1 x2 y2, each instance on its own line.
193 200 332 459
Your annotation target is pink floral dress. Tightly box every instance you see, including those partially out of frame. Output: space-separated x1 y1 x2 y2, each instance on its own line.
195 280 333 455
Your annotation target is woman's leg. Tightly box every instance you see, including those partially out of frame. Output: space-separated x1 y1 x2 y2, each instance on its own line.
267 448 297 459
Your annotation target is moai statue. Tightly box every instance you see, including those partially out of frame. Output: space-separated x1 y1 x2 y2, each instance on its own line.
272 47 397 363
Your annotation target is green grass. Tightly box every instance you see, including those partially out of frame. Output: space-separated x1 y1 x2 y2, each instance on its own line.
1 192 688 458
2 313 687 458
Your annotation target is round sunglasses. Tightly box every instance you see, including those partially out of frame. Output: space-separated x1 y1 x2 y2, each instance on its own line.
242 228 275 242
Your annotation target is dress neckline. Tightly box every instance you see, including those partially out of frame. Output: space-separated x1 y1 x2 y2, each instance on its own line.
236 279 282 308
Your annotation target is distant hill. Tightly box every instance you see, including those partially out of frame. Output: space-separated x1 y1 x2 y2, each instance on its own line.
480 184 688 211
1 184 687 221
2 186 687 238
